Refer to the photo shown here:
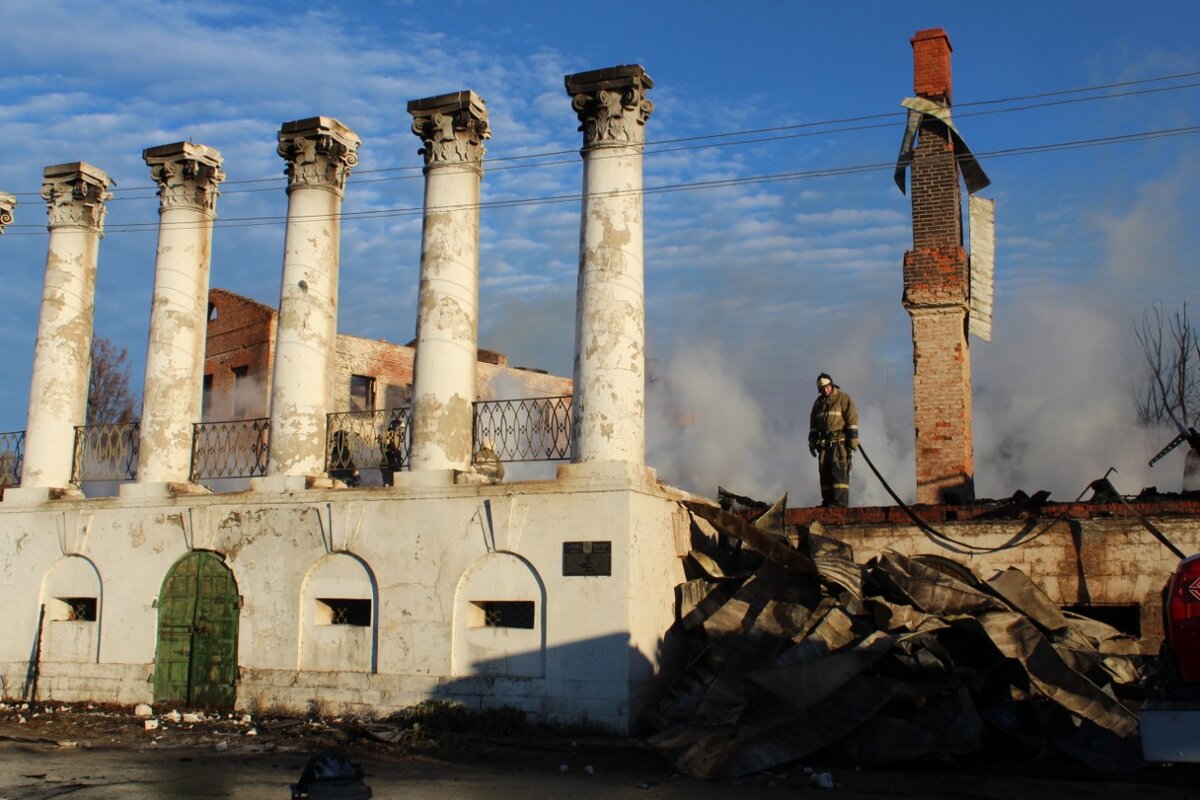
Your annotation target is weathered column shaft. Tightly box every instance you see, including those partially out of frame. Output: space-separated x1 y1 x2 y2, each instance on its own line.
136 143 224 485
564 66 654 465
407 91 489 472
267 117 360 479
21 163 111 489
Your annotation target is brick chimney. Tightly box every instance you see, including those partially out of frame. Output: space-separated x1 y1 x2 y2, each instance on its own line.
912 28 952 103
903 27 975 504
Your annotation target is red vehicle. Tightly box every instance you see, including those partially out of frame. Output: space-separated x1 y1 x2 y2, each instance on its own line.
1165 554 1200 683
1143 554 1200 762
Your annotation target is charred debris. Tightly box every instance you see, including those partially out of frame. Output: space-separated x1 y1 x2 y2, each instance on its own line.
645 488 1158 779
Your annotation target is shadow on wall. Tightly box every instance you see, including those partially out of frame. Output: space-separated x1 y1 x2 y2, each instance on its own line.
433 631 685 732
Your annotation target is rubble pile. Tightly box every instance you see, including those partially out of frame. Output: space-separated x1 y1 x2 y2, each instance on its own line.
645 498 1150 779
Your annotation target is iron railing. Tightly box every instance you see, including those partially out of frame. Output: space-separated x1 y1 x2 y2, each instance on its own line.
72 421 139 484
473 395 572 462
190 418 270 482
0 430 24 488
326 408 411 485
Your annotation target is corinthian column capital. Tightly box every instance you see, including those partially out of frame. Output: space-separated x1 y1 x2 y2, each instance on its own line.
0 193 15 235
277 117 361 195
40 162 112 233
408 91 490 171
565 65 654 148
143 142 225 215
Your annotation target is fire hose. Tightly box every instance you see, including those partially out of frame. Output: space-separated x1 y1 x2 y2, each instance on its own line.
857 443 1187 559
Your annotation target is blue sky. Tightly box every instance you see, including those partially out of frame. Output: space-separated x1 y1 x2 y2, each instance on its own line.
0 1 1197 505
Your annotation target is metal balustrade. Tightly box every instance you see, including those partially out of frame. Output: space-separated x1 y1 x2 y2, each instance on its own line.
9 394 573 495
190 418 270 482
325 408 411 486
71 422 140 484
0 430 23 488
472 395 572 462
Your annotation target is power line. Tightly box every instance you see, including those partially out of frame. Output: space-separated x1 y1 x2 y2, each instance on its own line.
6 69 1198 200
4 123 1196 237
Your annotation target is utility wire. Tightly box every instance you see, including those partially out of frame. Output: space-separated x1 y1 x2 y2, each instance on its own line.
7 69 1198 200
5 123 1196 236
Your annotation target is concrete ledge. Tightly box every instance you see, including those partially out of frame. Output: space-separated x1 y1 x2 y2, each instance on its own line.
249 474 341 494
1 485 83 505
390 469 459 489
119 481 213 499
556 461 657 489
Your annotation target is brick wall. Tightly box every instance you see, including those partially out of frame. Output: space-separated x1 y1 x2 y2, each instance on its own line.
334 334 416 411
205 289 573 421
904 27 974 503
788 500 1200 650
203 288 276 420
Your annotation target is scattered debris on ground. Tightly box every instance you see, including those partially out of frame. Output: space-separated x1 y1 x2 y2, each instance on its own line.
643 493 1153 780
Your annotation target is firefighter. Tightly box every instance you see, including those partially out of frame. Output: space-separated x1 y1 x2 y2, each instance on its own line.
808 373 858 507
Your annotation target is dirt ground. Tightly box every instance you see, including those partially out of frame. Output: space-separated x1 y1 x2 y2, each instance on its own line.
3 702 1200 799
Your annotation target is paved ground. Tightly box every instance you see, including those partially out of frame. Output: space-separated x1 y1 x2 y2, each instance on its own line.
3 704 1200 799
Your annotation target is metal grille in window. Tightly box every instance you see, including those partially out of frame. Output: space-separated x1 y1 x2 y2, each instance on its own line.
60 597 97 621
475 601 535 629
319 598 371 627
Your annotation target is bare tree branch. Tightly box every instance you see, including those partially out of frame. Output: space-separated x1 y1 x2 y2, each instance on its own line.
1134 302 1199 431
87 337 138 426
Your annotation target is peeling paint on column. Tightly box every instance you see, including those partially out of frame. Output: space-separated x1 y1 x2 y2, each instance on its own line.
137 143 224 486
408 92 489 472
21 163 111 489
267 118 360 478
564 66 654 466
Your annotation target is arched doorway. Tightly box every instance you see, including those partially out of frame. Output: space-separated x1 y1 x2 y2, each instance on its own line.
153 551 239 709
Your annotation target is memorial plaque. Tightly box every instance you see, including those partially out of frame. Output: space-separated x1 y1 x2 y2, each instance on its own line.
562 541 612 576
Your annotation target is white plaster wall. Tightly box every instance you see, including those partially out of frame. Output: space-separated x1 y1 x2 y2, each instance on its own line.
0 476 689 732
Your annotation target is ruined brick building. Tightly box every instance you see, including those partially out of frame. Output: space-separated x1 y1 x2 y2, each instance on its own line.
203 287 570 422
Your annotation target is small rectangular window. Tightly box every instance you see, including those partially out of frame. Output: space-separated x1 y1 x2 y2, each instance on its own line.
57 597 98 621
315 598 371 627
471 600 534 629
349 375 376 412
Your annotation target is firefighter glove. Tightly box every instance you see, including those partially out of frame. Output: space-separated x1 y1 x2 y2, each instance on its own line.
848 437 859 451
809 445 818 457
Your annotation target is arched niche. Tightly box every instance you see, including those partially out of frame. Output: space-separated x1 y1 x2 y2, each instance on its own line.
298 552 378 673
452 552 546 678
40 555 102 664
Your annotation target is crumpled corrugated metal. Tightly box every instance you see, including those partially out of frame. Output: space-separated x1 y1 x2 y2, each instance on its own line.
647 498 1149 779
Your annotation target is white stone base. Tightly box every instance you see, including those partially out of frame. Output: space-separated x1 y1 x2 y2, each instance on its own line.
390 469 459 489
556 461 657 489
2 485 83 505
120 481 213 499
249 474 341 494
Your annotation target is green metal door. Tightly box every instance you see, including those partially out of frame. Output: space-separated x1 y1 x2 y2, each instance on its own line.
153 551 239 709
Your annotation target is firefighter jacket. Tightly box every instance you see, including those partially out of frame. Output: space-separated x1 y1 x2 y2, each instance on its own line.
809 387 859 450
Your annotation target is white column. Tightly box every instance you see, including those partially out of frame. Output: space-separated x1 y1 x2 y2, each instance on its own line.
563 66 654 468
18 163 111 493
0 193 14 235
263 117 360 486
406 91 490 474
125 143 224 494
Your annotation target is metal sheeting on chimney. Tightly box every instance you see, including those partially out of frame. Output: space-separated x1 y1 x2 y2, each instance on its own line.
968 195 995 342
